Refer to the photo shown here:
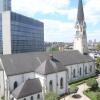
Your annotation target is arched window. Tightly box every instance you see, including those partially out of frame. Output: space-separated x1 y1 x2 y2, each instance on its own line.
73 69 76 78
60 78 63 89
90 65 92 72
14 81 18 89
37 94 40 99
30 96 33 100
85 67 87 74
49 80 53 91
80 68 82 75
23 98 26 100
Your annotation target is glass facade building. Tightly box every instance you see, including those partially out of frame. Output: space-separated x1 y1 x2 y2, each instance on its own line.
11 12 44 53
0 0 11 12
1 11 44 54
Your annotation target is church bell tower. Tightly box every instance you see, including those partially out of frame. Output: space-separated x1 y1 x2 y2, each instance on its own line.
74 0 88 55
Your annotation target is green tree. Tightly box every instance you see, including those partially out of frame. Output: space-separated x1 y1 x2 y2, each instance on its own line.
45 92 59 100
96 43 100 50
96 57 100 67
86 78 98 90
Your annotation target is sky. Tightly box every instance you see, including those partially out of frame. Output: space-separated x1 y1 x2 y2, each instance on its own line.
12 0 100 42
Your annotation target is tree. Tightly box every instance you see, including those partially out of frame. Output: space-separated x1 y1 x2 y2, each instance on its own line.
45 92 59 100
96 57 100 67
86 78 98 90
96 43 100 50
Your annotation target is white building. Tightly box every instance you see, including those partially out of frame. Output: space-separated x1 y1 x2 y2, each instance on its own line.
0 51 95 100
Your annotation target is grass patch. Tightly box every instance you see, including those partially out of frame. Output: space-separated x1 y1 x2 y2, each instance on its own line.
69 76 96 92
84 89 100 100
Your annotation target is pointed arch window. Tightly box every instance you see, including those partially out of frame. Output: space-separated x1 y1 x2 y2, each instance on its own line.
80 68 82 75
30 96 33 100
73 69 76 78
37 94 40 99
90 65 92 72
60 78 63 89
49 80 53 91
14 81 18 89
23 98 26 100
85 67 87 74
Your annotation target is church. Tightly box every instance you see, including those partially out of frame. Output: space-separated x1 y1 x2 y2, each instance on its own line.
0 0 95 100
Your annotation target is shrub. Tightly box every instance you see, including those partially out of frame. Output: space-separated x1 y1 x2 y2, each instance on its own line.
86 78 98 90
97 92 100 100
1 96 5 100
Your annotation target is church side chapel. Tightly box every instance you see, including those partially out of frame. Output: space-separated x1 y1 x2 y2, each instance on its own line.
0 0 95 100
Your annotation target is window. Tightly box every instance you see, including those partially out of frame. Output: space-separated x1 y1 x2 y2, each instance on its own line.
73 69 76 78
80 68 82 75
85 67 87 74
60 78 63 89
23 98 26 100
90 66 92 72
30 96 33 100
14 81 18 89
49 80 53 91
37 94 40 99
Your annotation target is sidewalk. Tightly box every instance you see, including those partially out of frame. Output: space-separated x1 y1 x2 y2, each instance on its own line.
61 83 90 100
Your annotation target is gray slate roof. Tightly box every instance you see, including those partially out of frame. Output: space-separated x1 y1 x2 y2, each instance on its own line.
0 65 3 70
54 50 93 66
0 50 93 76
36 58 66 75
12 78 42 99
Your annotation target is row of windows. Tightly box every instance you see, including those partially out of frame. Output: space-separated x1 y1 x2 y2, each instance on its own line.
73 65 93 78
11 13 43 27
11 24 43 32
49 77 64 91
23 94 40 100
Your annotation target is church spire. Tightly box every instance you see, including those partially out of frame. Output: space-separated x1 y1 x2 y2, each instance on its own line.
77 0 84 24
74 0 88 55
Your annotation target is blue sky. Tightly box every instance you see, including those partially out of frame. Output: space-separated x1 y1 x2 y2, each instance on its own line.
12 0 100 42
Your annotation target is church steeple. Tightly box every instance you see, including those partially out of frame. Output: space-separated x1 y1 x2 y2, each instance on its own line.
77 0 84 24
74 0 88 55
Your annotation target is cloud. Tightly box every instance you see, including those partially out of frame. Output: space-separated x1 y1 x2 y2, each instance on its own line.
12 0 100 42
12 0 70 16
41 19 75 42
84 0 100 25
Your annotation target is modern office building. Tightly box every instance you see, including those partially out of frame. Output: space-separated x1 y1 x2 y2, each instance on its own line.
0 0 44 54
0 0 11 12
1 11 44 54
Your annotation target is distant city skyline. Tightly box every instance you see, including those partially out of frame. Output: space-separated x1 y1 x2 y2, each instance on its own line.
12 0 100 42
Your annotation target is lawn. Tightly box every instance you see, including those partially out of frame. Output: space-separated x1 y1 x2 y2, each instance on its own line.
84 90 100 100
69 76 96 90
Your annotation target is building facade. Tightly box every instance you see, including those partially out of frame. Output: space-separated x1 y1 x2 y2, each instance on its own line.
0 0 11 12
1 11 44 54
0 51 95 100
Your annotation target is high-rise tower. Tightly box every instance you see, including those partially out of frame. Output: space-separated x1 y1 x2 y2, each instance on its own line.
0 0 11 12
74 0 88 55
